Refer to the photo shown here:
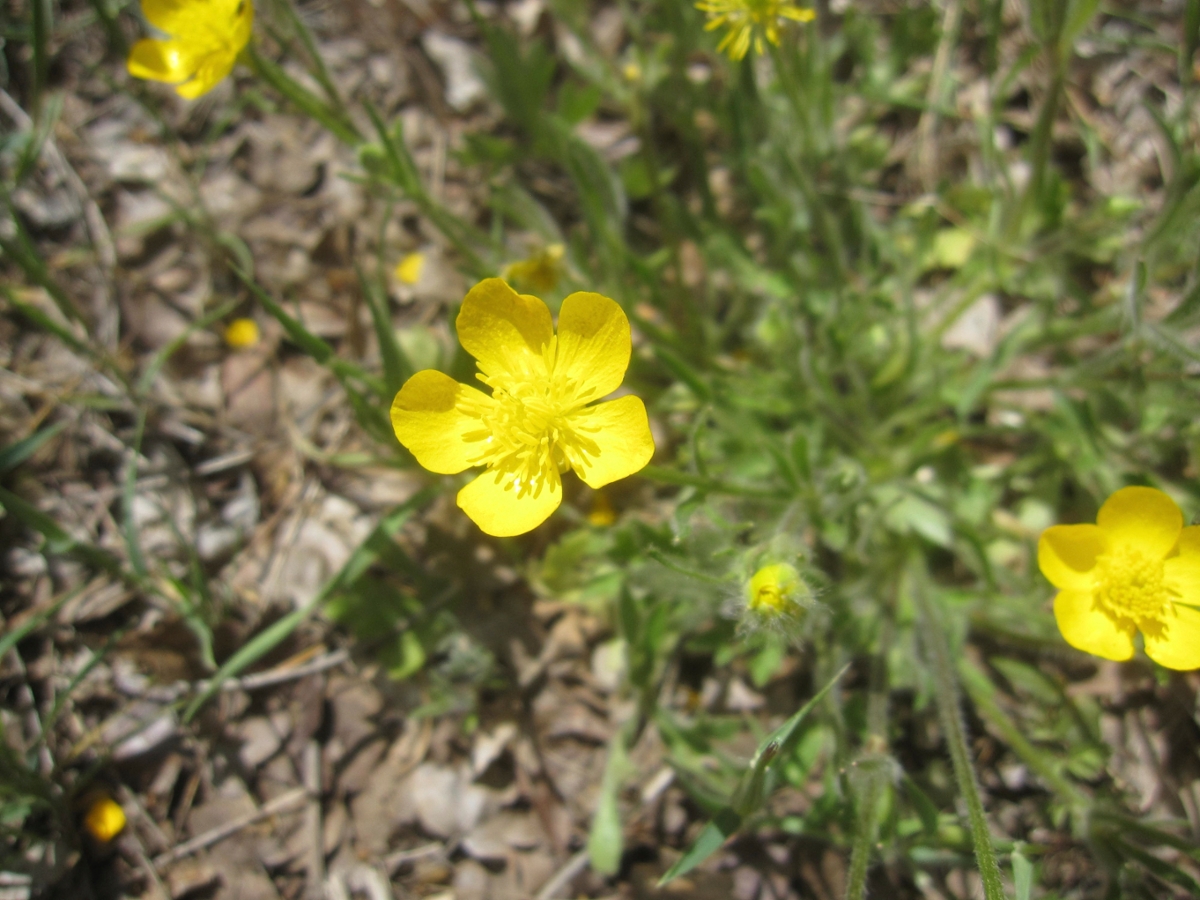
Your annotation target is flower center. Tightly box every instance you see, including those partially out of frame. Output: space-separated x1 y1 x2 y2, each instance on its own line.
456 338 601 498
1092 545 1172 633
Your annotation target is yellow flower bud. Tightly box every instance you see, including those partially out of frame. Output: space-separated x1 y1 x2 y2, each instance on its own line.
224 318 260 349
746 563 807 617
394 252 425 285
84 795 126 843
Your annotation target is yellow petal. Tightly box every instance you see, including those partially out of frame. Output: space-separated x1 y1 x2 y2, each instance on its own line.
127 38 196 84
174 50 237 98
572 395 654 489
1053 588 1134 661
456 279 554 380
140 0 200 36
140 0 250 39
391 370 489 475
1143 602 1200 670
555 291 632 403
1097 486 1182 559
1037 524 1105 589
1165 525 1200 608
394 253 424 285
457 467 562 537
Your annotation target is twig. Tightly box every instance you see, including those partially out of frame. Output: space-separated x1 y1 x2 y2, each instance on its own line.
218 648 349 692
382 842 444 874
534 849 590 900
152 787 307 869
303 741 325 900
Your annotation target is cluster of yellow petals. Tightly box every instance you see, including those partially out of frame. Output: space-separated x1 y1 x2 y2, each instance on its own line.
695 0 815 61
1038 486 1200 671
501 244 565 295
127 0 253 99
746 563 807 617
391 279 654 537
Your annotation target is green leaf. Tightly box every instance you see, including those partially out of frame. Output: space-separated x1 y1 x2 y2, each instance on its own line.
183 489 434 721
657 809 743 886
587 730 629 876
660 664 849 886
1012 843 1034 900
358 263 412 398
0 422 66 473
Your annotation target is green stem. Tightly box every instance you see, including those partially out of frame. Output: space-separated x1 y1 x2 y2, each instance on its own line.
910 561 1005 900
245 43 362 146
844 749 889 900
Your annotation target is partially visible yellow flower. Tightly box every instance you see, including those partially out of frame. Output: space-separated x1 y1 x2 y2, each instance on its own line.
588 490 617 527
127 0 254 99
395 252 425 285
746 562 808 617
502 244 564 295
84 794 126 843
696 0 815 61
391 279 655 537
1038 486 1200 670
224 317 260 349
622 62 642 83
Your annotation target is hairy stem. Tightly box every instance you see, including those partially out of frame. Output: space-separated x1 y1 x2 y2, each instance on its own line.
911 562 1005 900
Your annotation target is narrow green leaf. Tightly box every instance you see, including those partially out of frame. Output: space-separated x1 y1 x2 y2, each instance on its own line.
182 490 434 721
657 809 743 886
0 485 125 578
1012 843 1034 900
587 730 629 876
0 422 67 474
357 263 412 397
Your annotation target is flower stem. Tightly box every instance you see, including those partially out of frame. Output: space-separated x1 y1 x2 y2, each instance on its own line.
910 560 1005 900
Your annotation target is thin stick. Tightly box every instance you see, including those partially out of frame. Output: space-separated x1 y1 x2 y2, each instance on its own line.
152 787 307 869
534 849 590 900
303 741 325 900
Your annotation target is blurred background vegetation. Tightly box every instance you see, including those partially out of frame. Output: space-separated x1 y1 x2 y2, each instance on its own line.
1 0 1199 898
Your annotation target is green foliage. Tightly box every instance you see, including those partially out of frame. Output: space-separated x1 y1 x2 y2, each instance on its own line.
5 0 1200 894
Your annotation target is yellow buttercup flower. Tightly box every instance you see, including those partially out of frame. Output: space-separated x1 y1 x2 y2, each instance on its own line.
127 0 253 99
391 279 655 537
501 244 565 295
696 0 815 62
1038 486 1200 670
746 563 807 617
84 794 126 843
395 252 425 285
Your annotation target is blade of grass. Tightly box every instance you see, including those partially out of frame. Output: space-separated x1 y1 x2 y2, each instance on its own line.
0 422 67 473
182 488 435 721
659 664 849 886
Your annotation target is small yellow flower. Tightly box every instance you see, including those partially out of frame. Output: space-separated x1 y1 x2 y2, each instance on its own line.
127 0 253 99
696 0 815 61
588 490 617 527
224 317 260 349
622 62 643 83
746 562 807 617
1038 486 1200 670
501 244 565 295
84 795 126 843
395 252 425 285
391 279 655 537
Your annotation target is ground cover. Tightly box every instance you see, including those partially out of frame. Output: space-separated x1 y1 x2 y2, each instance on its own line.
2 1 1199 898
